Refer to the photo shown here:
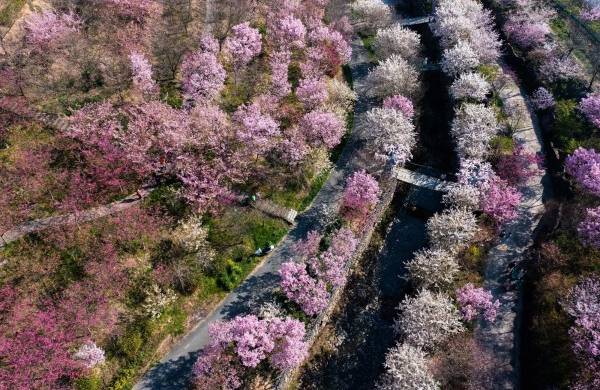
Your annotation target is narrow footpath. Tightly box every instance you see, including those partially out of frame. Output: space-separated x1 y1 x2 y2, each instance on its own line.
133 36 380 390
475 61 549 389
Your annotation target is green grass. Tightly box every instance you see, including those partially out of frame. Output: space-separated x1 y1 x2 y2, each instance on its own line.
359 33 378 62
0 0 25 27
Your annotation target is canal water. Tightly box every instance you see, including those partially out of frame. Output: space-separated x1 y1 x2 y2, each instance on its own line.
296 4 456 388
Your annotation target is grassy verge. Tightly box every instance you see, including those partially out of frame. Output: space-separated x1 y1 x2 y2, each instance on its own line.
0 0 25 27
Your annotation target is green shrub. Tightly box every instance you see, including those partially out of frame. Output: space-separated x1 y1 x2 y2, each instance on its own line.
217 260 243 291
553 99 586 153
160 83 183 109
144 183 189 219
74 374 103 390
164 305 187 336
117 329 143 360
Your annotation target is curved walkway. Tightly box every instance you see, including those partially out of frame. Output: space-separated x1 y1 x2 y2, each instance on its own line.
133 37 380 390
476 61 550 389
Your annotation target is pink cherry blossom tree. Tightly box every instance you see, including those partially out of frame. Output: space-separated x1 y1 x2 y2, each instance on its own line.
233 102 281 155
296 78 328 109
565 148 600 197
299 111 345 149
224 22 263 66
382 95 415 120
129 51 158 97
579 93 600 129
456 283 500 322
530 87 555 110
269 16 307 50
480 176 521 225
308 228 358 287
181 50 227 104
342 170 381 220
496 143 542 186
279 261 329 316
270 51 292 98
578 207 600 249
23 10 81 47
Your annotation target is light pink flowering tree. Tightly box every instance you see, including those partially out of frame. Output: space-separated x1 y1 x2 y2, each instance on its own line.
565 148 600 196
129 51 158 97
579 93 600 129
296 78 328 109
300 111 345 149
181 51 227 104
24 10 81 47
382 95 415 120
233 103 281 155
480 176 521 225
309 228 358 287
496 144 542 186
578 207 600 249
456 283 500 322
224 22 263 66
269 16 307 50
279 261 329 316
270 51 292 98
294 230 322 260
342 170 381 220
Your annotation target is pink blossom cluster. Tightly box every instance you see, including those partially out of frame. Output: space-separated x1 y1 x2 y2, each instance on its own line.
342 170 381 220
224 22 263 66
302 25 352 77
456 283 500 322
279 261 329 315
383 95 415 120
504 13 550 49
480 176 521 225
563 278 600 361
581 6 600 21
308 228 358 287
270 50 292 97
293 230 322 260
296 78 328 109
530 87 555 110
102 0 160 20
579 93 600 129
24 10 81 47
578 207 600 249
300 111 344 149
565 148 600 197
233 103 281 155
496 144 542 186
194 315 308 388
129 51 158 96
181 50 227 104
269 15 307 50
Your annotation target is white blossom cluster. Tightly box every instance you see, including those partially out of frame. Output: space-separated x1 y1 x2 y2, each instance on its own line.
73 342 106 368
377 342 441 390
451 103 499 160
172 215 216 270
366 54 420 100
363 107 417 165
373 24 422 62
142 284 177 319
351 0 394 34
323 78 358 120
427 207 478 253
450 72 491 102
406 248 460 289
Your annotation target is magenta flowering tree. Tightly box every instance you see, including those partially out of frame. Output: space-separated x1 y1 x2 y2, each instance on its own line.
224 22 263 66
456 283 500 322
296 78 328 109
578 207 600 249
579 93 600 129
496 144 542 186
563 278 600 365
303 25 352 77
279 261 329 316
300 111 345 149
530 87 555 110
504 13 550 49
269 16 307 50
308 228 358 287
382 95 415 120
233 103 281 155
181 50 227 104
480 176 521 225
129 51 158 97
270 50 292 98
198 33 220 54
342 170 381 220
565 148 600 197
24 10 81 47
193 314 308 388
294 230 322 260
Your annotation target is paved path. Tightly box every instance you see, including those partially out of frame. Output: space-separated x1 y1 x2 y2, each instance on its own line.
133 36 380 390
400 15 434 26
475 61 549 389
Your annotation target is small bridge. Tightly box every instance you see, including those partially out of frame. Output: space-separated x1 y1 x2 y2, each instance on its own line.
393 167 452 192
252 199 298 224
400 15 434 27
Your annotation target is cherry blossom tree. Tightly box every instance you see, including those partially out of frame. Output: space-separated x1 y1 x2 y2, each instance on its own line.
579 93 600 129
504 12 551 49
279 261 329 316
441 40 480 77
373 24 421 62
457 158 494 191
539 54 584 83
181 50 227 104
451 103 498 159
351 0 393 34
23 10 81 47
296 78 328 109
565 148 600 196
129 51 158 97
270 50 292 97
303 25 352 78
323 79 357 118
73 341 106 368
581 6 600 21
309 228 358 287
294 230 322 260
395 289 464 351
456 284 500 322
233 102 280 155
496 144 541 186
300 111 345 149
427 208 478 253
377 342 440 390
530 87 555 110
366 55 419 99
443 183 481 211
269 15 307 50
407 248 459 289
224 22 263 66
578 207 600 249
342 170 381 219
363 107 417 165
450 72 491 102
382 95 415 120
480 176 521 225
